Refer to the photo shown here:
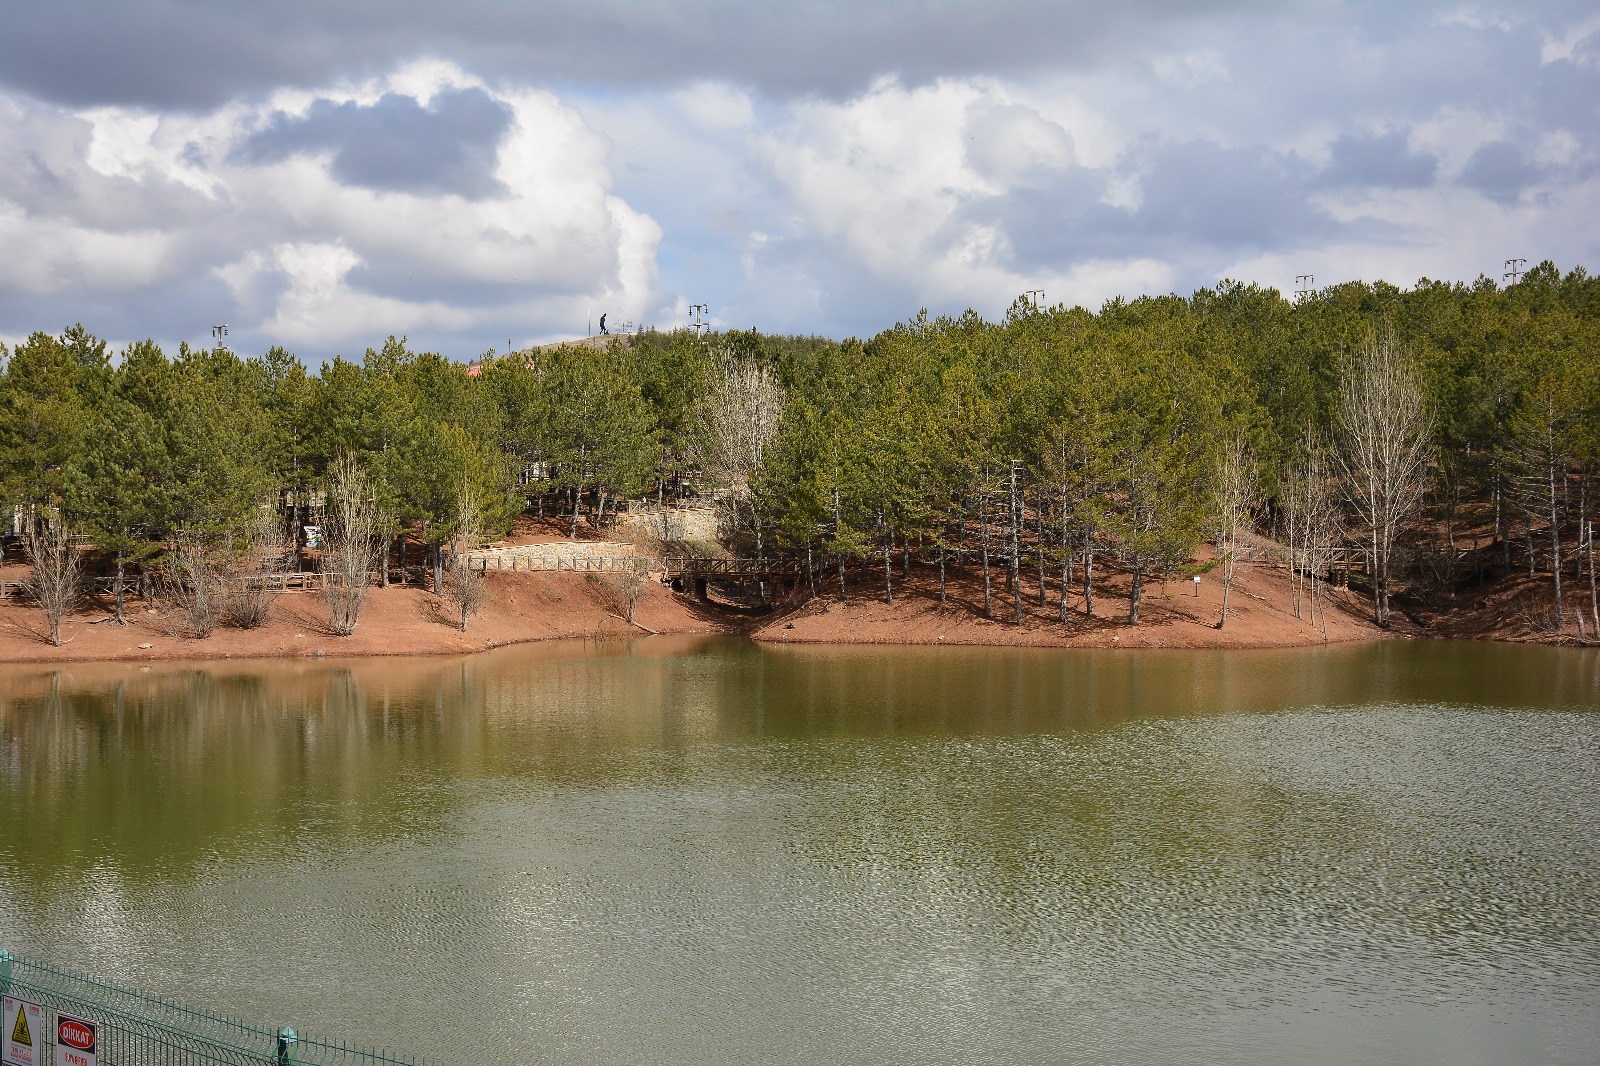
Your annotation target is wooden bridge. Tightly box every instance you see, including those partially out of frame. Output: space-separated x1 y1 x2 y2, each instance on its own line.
662 554 808 579
660 553 807 601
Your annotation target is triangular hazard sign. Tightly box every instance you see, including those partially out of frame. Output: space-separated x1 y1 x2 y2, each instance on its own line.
10 1004 30 1047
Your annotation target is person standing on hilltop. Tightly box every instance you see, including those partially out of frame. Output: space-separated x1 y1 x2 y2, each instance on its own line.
599 313 608 335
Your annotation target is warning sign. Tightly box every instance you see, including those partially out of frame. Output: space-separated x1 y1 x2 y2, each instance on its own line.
54 1013 96 1066
1 996 43 1066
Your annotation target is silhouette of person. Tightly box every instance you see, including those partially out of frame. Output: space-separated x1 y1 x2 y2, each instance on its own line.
599 314 608 335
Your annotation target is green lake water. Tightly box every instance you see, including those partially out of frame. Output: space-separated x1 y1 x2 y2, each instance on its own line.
1 638 1597 1065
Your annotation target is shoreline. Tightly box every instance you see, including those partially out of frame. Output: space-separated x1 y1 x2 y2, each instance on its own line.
5 535 1592 666
6 551 1578 667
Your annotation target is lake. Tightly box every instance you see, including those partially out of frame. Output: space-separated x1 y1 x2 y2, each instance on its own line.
1 638 1597 1065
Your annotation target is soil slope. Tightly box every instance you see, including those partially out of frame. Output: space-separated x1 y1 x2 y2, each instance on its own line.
751 554 1385 649
0 568 721 665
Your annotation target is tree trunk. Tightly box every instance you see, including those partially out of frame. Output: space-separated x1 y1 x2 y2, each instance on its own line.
1496 463 1509 571
939 543 946 604
1444 471 1458 594
1036 506 1047 607
980 493 993 617
1082 534 1094 617
1371 521 1385 626
1549 458 1564 624
834 487 846 597
883 541 893 604
1128 562 1143 624
1008 462 1022 623
1219 543 1234 630
114 550 126 625
1059 528 1072 624
1580 508 1593 630
1285 485 1301 618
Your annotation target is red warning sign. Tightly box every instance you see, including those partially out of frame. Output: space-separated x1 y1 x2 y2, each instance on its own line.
54 1014 96 1066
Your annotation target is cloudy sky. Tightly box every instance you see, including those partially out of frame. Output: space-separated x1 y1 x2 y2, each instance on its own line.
1 1 1596 360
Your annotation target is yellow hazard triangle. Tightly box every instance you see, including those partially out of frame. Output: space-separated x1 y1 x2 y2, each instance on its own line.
10 1004 30 1047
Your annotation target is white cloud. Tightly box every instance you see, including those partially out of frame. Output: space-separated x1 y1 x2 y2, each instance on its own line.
1409 105 1510 176
1151 49 1230 88
258 241 472 343
754 77 1104 312
0 61 661 351
0 201 175 293
671 82 754 131
1539 12 1600 65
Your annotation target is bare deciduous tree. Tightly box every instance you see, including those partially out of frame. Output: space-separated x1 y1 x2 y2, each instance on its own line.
1282 430 1343 637
612 527 658 624
443 483 487 632
25 512 82 647
1211 434 1257 629
321 455 385 636
220 510 289 629
1505 368 1582 626
591 556 653 626
162 533 222 638
692 353 786 551
1332 332 1434 627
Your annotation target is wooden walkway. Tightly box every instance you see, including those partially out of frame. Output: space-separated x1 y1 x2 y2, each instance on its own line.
661 554 807 579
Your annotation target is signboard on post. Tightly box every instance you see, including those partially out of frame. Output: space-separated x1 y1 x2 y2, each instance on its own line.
2 996 44 1066
55 1013 97 1066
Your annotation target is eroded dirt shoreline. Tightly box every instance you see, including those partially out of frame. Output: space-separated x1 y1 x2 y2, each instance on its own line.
0 560 1370 667
0 553 1582 667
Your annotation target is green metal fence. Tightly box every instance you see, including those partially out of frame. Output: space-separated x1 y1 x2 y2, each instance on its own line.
0 952 426 1066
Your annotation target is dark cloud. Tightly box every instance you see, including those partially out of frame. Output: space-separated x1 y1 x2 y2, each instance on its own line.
233 89 512 199
1457 139 1542 205
0 268 236 354
0 0 1250 109
1317 131 1437 188
978 141 1362 274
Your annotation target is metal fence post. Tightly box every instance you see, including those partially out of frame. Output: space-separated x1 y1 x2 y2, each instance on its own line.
277 1026 297 1066
0 949 12 994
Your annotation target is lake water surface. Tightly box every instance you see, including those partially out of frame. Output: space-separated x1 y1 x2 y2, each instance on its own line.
1 639 1597 1065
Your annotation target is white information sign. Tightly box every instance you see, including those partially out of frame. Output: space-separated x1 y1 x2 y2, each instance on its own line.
55 1013 97 1066
1 995 44 1066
